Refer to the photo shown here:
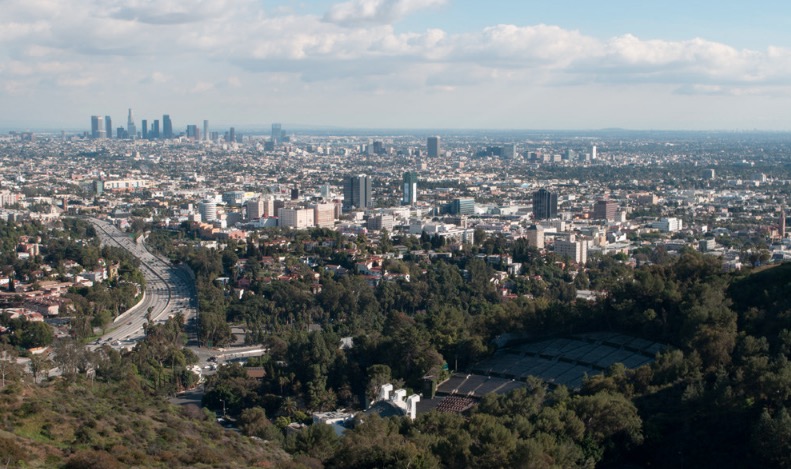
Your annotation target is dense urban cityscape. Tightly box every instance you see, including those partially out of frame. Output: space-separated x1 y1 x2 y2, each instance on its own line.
1 116 791 467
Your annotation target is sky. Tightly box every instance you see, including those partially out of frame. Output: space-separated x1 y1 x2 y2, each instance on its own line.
3 0 791 131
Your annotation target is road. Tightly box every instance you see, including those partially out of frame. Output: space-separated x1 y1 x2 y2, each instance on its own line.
84 217 267 378
86 217 198 350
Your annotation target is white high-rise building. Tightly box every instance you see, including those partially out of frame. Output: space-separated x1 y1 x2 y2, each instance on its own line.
198 201 217 222
555 235 588 264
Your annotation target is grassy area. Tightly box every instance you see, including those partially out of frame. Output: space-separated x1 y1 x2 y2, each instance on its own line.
0 378 292 468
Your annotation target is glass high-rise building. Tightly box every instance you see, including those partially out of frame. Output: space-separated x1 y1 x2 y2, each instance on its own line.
271 123 282 146
152 120 160 139
402 171 418 205
141 119 148 140
427 136 440 157
532 188 558 220
104 116 112 139
127 108 136 139
451 198 475 215
90 116 102 139
343 174 372 211
163 114 173 139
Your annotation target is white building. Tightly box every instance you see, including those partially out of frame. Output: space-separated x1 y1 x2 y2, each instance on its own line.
278 207 314 229
653 217 683 233
554 235 588 264
198 201 217 222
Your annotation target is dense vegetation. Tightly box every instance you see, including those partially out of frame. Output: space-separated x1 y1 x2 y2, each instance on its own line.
147 224 791 468
5 218 791 467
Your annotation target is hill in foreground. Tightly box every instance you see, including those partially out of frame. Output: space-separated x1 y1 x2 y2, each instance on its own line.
0 376 291 468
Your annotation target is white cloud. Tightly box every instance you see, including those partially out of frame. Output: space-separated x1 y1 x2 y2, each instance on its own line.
324 0 447 26
3 0 791 128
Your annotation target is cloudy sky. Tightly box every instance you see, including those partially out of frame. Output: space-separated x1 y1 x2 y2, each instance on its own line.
3 0 791 131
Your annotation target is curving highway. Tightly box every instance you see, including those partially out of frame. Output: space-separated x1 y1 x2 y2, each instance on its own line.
86 217 197 350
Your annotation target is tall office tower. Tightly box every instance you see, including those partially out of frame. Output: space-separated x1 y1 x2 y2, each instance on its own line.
271 123 281 146
781 209 787 239
229 127 236 143
151 120 160 139
203 120 209 141
163 114 173 138
90 116 102 139
104 116 112 139
402 171 418 205
427 136 440 157
502 144 516 159
141 119 148 140
127 108 136 139
186 125 201 140
591 145 597 160
343 174 372 211
263 197 276 217
593 200 618 221
245 199 264 220
532 188 558 220
372 141 384 155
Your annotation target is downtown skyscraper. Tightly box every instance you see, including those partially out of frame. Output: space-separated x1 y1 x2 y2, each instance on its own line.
343 174 372 211
163 114 173 139
127 108 136 139
532 188 558 220
104 116 112 139
271 123 282 146
90 116 105 139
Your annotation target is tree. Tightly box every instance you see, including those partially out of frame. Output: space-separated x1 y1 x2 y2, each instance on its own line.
239 406 283 442
0 345 22 388
571 391 643 461
328 415 438 469
287 423 341 462
751 407 791 468
29 353 52 384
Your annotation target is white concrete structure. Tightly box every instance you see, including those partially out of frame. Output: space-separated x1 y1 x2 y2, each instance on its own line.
278 207 314 229
555 235 588 264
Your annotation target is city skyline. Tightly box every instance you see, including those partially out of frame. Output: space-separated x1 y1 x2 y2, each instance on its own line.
4 0 791 130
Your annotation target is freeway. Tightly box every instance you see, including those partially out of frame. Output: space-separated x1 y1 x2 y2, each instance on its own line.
86 217 198 350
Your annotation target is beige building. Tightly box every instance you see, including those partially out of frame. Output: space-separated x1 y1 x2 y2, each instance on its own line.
278 207 314 229
312 203 336 228
526 225 545 249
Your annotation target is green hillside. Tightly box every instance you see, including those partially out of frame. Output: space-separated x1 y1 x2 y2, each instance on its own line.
0 378 291 468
